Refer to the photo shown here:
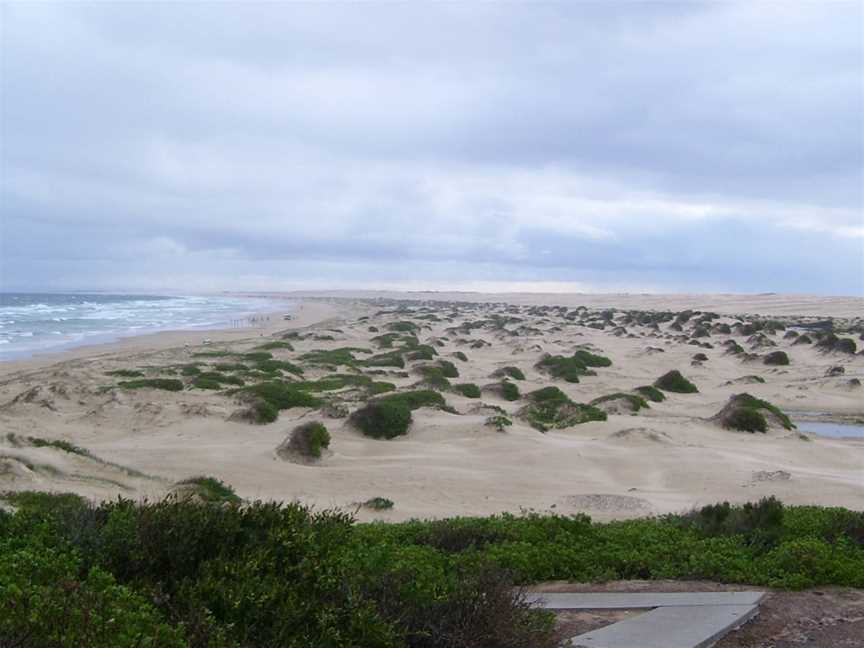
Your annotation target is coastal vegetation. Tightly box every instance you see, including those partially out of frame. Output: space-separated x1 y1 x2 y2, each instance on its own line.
0 491 860 648
653 370 699 393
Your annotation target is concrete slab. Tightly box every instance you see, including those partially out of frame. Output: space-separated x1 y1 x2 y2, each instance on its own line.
526 591 767 609
566 604 759 648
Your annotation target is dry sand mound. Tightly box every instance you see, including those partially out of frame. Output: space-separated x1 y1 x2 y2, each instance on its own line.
608 427 672 444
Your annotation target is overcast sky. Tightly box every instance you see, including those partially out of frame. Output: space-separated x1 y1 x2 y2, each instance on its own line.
1 2 862 295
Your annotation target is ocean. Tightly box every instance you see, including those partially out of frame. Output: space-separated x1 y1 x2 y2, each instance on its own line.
0 293 291 360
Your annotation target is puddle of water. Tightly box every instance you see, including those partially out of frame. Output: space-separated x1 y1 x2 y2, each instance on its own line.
794 421 864 439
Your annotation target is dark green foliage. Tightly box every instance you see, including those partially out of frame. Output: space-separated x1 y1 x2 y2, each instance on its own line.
453 383 481 398
193 372 245 389
191 350 234 358
8 433 91 457
414 366 451 390
653 370 699 393
363 497 394 510
634 385 666 402
494 366 525 380
255 359 304 375
180 364 202 376
722 393 795 431
351 401 413 439
361 351 406 369
118 378 184 392
371 333 400 348
213 362 248 372
816 333 857 354
105 369 144 378
378 390 446 411
501 381 520 401
435 359 458 378
724 407 767 433
763 350 790 365
485 415 512 431
590 392 649 412
175 476 242 504
536 354 597 383
239 399 279 424
292 374 373 391
387 321 419 333
286 422 331 459
241 351 274 363
572 349 612 367
521 387 607 431
1 494 862 647
254 341 294 351
300 347 370 366
692 353 708 362
238 381 322 412
368 381 396 395
453 351 468 362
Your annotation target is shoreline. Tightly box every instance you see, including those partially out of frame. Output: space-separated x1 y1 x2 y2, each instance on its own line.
0 299 344 378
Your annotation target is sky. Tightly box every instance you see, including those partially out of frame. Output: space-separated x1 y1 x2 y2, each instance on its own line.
1 1 862 296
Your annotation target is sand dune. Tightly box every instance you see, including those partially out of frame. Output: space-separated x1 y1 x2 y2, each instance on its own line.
0 294 861 521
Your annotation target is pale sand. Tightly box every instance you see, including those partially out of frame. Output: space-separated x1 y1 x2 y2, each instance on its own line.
0 293 861 521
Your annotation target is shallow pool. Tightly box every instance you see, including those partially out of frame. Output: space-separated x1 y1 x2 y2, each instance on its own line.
794 421 864 439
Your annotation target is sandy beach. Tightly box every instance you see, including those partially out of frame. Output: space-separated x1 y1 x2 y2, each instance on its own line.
1 292 861 521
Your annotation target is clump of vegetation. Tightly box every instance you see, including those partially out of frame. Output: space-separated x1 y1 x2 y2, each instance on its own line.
378 389 446 411
572 349 613 367
634 385 666 402
240 351 273 362
363 496 394 510
254 340 294 351
213 362 248 372
360 350 406 369
175 364 199 376
816 333 857 355
279 421 331 460
453 383 481 398
692 352 708 362
453 351 468 362
485 415 513 432
654 370 699 393
300 347 370 366
192 371 245 390
118 378 184 392
350 400 413 439
231 398 279 424
0 493 862 647
237 381 322 415
387 321 419 333
415 366 452 390
105 369 144 378
191 350 234 358
764 350 791 366
536 353 601 383
520 386 607 431
174 476 241 504
590 392 649 413
493 366 526 380
255 359 304 376
716 393 795 432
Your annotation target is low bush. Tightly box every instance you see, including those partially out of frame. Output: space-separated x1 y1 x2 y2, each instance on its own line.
653 370 699 393
634 385 666 402
350 401 413 439
520 387 607 431
118 378 184 392
254 341 294 351
363 497 394 510
763 350 790 365
174 476 242 504
238 382 322 414
105 369 144 378
572 349 612 367
535 354 595 383
280 422 331 460
493 366 525 380
453 383 481 398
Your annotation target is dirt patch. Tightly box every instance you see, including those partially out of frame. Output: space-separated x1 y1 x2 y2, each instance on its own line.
564 494 652 513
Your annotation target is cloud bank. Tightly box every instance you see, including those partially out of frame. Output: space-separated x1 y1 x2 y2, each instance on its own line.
1 2 862 295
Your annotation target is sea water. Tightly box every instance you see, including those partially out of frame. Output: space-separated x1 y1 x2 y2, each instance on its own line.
0 293 291 360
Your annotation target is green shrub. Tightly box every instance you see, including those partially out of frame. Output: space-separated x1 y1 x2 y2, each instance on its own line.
634 385 666 402
361 351 406 369
105 369 144 378
254 341 294 351
721 393 795 431
255 359 304 375
763 350 790 365
521 387 607 431
238 381 322 412
501 381 520 401
387 321 419 333
300 347 370 366
485 415 512 432
351 401 413 439
241 351 273 362
175 476 242 505
118 379 184 392
453 383 481 398
180 364 202 376
213 362 248 372
494 366 525 380
653 370 699 393
415 366 451 390
535 354 596 383
284 422 331 459
193 372 245 388
590 392 649 412
453 351 468 362
378 389 446 410
363 497 394 510
572 349 612 367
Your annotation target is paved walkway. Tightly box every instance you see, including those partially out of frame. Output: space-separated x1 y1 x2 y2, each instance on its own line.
527 591 767 648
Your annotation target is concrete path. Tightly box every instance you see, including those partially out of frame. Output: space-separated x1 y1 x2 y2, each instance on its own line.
528 591 766 648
